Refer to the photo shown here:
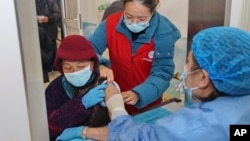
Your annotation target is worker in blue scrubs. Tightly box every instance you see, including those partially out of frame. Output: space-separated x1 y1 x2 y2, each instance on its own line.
103 26 250 141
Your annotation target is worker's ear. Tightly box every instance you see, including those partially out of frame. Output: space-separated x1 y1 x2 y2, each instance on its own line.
90 61 94 71
198 69 211 89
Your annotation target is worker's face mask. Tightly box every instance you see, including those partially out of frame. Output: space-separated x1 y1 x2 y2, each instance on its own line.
123 18 149 33
64 64 92 87
181 66 201 104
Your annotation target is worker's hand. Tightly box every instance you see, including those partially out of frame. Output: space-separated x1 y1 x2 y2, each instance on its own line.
82 83 107 109
99 65 114 82
37 15 49 23
121 90 139 105
56 126 84 141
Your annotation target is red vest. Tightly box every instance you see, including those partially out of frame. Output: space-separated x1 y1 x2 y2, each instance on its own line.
106 12 161 114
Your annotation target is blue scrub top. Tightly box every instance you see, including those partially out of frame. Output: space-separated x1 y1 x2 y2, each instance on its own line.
108 95 250 141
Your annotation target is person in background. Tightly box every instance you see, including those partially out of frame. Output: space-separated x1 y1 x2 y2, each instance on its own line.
101 0 124 21
45 35 111 140
38 27 55 82
88 0 181 115
102 26 250 140
36 0 61 72
55 0 64 40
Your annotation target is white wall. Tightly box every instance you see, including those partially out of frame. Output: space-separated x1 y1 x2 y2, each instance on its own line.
82 0 115 23
230 0 243 27
157 0 189 73
0 0 49 140
0 1 31 140
230 0 250 32
157 0 189 38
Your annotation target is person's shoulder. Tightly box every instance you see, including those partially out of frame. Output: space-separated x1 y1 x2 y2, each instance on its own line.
46 74 64 89
153 12 173 26
152 12 180 37
52 74 63 82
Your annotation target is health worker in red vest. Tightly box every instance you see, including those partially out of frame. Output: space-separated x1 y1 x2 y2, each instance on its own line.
88 0 181 114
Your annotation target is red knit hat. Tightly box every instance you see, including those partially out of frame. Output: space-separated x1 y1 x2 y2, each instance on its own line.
54 35 98 74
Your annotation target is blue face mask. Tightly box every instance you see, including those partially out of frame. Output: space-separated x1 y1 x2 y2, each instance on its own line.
64 64 92 87
180 66 201 104
123 18 150 33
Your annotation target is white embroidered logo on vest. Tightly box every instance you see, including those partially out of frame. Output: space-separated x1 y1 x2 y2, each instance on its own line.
143 50 154 62
148 51 154 59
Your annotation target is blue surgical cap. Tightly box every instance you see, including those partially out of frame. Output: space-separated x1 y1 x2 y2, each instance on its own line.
192 26 250 96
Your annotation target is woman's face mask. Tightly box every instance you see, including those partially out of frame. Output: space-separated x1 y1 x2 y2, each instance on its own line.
123 18 150 33
180 66 201 103
64 64 92 87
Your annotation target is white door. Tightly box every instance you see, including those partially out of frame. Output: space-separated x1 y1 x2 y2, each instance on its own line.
62 0 115 37
61 0 82 36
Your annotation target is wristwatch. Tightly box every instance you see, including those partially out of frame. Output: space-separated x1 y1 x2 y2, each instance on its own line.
81 126 88 139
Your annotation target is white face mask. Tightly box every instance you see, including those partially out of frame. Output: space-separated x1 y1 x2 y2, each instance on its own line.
64 64 92 87
180 66 201 104
123 18 150 33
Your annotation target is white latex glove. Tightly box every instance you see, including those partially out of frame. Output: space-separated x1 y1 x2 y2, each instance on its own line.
106 94 128 119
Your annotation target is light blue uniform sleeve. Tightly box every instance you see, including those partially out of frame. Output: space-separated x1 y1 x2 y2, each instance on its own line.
109 115 160 141
133 15 181 108
109 112 226 141
87 21 107 55
108 95 250 141
96 54 110 67
68 138 94 141
88 22 111 67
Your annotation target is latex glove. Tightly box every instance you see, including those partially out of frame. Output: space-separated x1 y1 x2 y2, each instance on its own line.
106 94 128 119
106 94 125 113
105 84 128 119
56 126 83 141
82 84 107 109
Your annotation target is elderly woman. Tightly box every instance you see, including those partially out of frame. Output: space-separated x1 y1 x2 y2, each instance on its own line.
101 26 250 141
45 35 111 141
